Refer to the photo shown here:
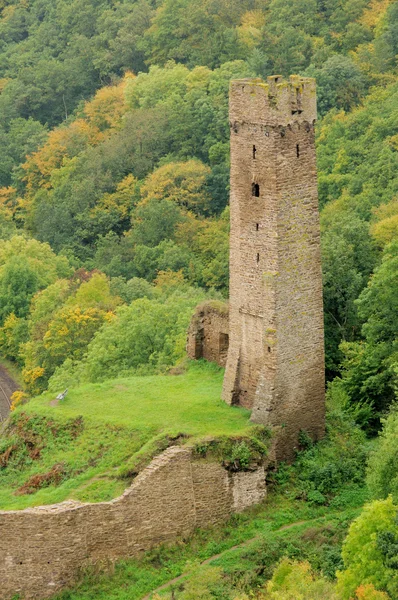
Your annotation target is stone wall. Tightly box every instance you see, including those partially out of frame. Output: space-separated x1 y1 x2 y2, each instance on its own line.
187 301 229 368
222 76 325 461
0 447 266 600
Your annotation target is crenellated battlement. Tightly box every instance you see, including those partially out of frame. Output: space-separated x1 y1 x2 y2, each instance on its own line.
229 75 317 128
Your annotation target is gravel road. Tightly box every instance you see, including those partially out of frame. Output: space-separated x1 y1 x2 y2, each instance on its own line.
0 365 18 421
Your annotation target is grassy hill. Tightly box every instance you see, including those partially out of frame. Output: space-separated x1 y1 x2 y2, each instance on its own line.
0 362 267 510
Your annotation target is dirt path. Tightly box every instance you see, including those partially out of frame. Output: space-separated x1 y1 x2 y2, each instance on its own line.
141 520 309 599
0 364 19 422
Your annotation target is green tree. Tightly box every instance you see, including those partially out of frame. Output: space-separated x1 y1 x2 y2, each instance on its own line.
71 287 205 383
337 497 398 599
0 257 40 322
0 235 71 287
143 0 247 68
109 276 154 304
367 408 398 503
140 160 212 216
340 240 398 419
0 118 47 188
0 313 28 363
321 212 376 374
66 272 121 312
305 55 367 116
93 232 136 280
130 198 184 247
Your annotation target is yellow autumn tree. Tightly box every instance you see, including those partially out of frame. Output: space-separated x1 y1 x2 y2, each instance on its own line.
22 365 46 396
237 10 266 50
263 559 339 600
370 198 398 247
10 390 28 411
83 74 132 132
355 584 391 599
0 186 17 213
140 160 212 215
89 174 139 230
21 273 119 394
42 306 111 367
22 76 130 196
360 0 393 29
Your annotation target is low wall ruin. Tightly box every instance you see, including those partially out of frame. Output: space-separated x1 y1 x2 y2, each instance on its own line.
0 446 266 600
187 301 229 367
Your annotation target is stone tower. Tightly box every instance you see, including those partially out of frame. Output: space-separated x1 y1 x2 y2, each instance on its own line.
222 75 325 460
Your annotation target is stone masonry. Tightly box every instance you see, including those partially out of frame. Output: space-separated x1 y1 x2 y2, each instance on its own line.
0 447 266 600
222 76 325 460
187 301 229 367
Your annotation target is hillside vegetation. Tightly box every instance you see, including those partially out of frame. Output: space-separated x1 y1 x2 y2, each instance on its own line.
2 0 398 597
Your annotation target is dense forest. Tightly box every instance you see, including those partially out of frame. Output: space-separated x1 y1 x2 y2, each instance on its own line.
2 0 398 598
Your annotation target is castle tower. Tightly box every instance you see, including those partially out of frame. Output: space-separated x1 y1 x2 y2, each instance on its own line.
222 76 325 460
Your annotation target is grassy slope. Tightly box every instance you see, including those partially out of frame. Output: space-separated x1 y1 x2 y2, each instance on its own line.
0 362 257 510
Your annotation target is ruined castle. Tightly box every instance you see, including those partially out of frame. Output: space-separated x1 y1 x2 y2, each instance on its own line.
1 76 326 600
190 76 325 460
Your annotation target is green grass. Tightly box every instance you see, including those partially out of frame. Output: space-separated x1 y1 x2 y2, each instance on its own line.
0 362 260 510
25 361 250 439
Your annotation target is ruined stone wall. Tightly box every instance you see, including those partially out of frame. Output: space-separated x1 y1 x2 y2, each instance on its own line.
0 447 265 600
222 76 325 461
187 301 229 367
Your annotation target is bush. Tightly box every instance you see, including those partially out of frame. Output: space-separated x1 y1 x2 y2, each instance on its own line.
367 407 398 502
10 391 28 411
337 497 398 599
291 383 368 503
263 558 339 599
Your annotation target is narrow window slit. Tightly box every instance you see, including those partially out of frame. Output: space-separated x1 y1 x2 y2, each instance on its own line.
268 346 271 353
296 144 300 158
256 223 259 231
252 183 260 197
256 253 260 264
253 145 257 159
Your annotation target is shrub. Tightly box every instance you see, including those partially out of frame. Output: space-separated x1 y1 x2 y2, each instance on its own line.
337 497 398 599
263 558 339 599
10 391 28 412
367 407 398 502
292 383 368 503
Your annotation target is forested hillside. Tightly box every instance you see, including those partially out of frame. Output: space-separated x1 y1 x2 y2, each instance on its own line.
2 0 398 598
